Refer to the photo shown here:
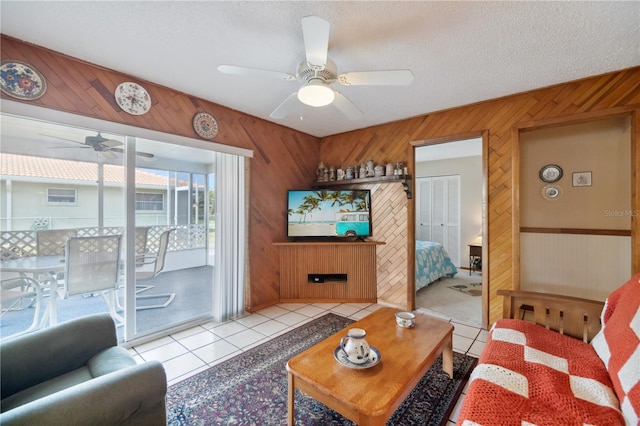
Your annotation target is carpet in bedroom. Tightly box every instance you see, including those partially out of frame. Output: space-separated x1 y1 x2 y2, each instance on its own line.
416 273 483 327
448 282 482 296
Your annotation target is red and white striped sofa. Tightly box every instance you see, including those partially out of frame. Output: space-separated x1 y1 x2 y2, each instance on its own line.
457 274 640 426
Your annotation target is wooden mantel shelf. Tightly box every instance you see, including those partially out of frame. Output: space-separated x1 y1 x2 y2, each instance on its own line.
313 175 412 199
273 241 385 246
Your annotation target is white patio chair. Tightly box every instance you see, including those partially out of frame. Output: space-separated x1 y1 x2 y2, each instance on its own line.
1 276 44 335
135 229 176 310
133 226 153 293
36 228 78 283
135 226 151 267
36 229 78 256
62 235 123 324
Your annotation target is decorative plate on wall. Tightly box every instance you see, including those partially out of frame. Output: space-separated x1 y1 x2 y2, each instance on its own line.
0 60 47 100
193 112 219 139
539 164 563 183
541 184 563 201
114 82 151 115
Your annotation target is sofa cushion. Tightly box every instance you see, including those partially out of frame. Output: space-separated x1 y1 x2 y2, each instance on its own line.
458 319 624 425
87 346 136 377
591 273 640 425
1 366 93 412
1 346 136 413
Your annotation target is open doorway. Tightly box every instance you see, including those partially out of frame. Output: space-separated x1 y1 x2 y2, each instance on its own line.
413 138 483 327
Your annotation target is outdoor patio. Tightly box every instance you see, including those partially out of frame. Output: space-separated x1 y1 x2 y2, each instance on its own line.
0 264 214 341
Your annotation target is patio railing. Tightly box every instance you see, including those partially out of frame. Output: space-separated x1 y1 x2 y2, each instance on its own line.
0 224 206 260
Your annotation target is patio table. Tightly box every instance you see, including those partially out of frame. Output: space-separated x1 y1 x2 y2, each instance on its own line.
1 255 65 326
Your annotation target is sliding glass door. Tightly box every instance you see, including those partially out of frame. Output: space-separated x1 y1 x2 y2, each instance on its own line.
0 113 232 342
130 138 215 337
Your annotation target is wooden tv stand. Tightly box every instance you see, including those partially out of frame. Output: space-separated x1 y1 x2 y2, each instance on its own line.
273 241 384 303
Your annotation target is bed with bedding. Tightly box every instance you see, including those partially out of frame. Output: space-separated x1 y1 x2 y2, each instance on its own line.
415 240 458 291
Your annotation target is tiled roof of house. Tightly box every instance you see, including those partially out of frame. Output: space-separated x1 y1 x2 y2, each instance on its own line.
1 153 173 187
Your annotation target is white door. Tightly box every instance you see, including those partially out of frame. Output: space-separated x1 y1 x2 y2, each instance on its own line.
416 178 432 241
416 175 461 265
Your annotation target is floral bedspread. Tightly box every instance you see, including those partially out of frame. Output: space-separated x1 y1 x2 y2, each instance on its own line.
415 240 457 291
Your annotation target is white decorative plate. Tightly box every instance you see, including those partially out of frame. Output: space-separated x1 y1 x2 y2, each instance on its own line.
334 346 381 369
193 112 219 139
114 82 151 115
541 184 563 201
539 164 563 183
0 60 47 100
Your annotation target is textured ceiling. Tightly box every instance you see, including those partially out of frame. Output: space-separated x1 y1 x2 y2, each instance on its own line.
1 1 639 138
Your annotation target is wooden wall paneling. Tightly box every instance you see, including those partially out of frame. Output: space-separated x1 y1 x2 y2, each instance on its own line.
302 179 409 309
1 35 320 313
247 129 320 311
480 129 489 329
634 111 639 274
511 126 522 295
321 66 640 326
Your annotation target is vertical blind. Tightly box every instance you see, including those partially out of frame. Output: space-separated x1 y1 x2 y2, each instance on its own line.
213 152 246 321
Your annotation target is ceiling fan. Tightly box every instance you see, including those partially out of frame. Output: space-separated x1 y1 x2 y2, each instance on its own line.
218 16 414 120
43 133 154 160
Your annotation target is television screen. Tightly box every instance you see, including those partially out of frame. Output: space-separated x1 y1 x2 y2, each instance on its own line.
287 189 371 238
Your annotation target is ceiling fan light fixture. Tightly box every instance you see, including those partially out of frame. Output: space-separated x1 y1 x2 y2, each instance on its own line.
297 80 335 107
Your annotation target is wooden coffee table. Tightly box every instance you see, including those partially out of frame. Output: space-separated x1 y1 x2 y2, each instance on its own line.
286 307 454 425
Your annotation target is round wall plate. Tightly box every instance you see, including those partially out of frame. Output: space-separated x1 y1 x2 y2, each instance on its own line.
539 164 563 183
541 184 563 201
193 112 219 139
0 60 47 100
114 82 151 115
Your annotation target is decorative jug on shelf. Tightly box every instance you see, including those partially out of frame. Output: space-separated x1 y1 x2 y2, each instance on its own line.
339 328 370 364
386 163 394 176
316 162 325 182
366 160 375 177
345 166 354 180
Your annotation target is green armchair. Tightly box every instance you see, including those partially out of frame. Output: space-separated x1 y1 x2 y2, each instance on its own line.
0 313 167 425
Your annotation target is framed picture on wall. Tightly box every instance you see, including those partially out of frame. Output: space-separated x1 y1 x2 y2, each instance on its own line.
572 171 592 187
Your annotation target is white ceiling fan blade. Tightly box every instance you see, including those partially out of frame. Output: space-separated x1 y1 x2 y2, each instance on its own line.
102 150 117 160
270 92 300 119
332 91 363 120
301 16 330 70
101 139 123 148
217 65 295 81
338 70 414 86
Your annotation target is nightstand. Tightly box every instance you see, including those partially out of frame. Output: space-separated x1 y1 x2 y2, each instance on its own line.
469 244 482 275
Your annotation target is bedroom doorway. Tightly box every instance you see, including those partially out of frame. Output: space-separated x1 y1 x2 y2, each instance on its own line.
413 138 483 327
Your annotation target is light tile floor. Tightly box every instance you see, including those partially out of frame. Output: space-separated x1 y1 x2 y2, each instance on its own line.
128 302 487 425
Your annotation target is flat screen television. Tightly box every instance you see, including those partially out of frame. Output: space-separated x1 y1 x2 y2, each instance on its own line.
287 189 372 239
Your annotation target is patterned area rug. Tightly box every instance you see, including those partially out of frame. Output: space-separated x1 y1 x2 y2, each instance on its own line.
166 313 477 426
448 282 482 296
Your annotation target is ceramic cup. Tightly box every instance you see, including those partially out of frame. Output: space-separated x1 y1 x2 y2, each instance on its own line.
396 311 416 328
339 328 370 364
